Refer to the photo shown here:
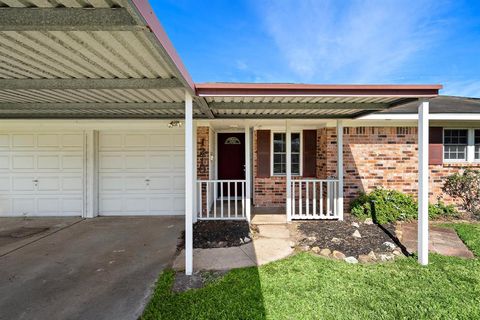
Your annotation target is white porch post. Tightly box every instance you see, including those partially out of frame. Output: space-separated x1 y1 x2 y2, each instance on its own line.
418 100 429 265
337 120 344 221
245 124 252 222
84 130 98 218
185 91 194 275
286 120 292 222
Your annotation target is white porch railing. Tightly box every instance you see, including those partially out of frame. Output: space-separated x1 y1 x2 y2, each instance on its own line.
291 179 339 219
196 180 247 220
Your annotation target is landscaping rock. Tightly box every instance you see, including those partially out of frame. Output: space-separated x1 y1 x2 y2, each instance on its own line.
382 241 396 251
331 237 342 243
299 245 310 252
352 230 362 238
243 237 252 243
392 249 403 256
289 241 296 248
351 222 360 228
364 218 374 225
367 251 377 261
345 256 358 264
332 250 346 260
311 246 321 254
320 248 331 257
379 253 395 262
358 254 372 263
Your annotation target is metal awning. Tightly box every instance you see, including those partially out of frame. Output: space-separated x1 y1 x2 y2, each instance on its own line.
196 83 442 119
0 0 212 118
0 1 442 119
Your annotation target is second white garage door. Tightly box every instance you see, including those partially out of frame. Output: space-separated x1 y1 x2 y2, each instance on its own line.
98 131 185 216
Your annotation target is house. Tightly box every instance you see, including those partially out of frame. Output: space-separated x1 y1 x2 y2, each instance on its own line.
0 0 477 275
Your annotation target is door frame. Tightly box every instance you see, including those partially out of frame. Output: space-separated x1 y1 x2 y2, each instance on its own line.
215 130 246 200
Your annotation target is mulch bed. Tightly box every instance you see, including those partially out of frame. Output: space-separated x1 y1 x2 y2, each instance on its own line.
295 215 407 257
178 220 252 251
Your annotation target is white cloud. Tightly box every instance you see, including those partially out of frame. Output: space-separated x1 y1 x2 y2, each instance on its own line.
255 0 448 83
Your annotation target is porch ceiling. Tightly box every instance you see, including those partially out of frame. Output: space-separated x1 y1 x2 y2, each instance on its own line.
196 83 442 119
0 0 212 119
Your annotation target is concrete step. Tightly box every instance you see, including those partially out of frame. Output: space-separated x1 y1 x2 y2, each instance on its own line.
251 214 287 225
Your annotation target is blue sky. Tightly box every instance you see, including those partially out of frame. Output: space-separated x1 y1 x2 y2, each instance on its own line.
152 0 480 97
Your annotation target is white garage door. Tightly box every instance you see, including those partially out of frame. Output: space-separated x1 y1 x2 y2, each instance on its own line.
0 132 84 216
98 131 185 216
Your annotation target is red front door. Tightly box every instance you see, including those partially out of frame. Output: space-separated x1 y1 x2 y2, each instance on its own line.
218 133 245 197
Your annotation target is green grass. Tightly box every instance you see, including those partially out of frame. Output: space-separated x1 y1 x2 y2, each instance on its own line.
142 224 480 320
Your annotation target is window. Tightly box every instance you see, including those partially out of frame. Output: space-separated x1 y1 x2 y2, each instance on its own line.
444 129 468 161
272 132 300 175
475 130 480 160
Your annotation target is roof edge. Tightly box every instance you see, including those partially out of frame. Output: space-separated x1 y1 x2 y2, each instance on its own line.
130 0 195 92
195 83 442 96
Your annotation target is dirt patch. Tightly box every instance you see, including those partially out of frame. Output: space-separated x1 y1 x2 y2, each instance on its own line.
178 220 252 251
172 270 228 293
294 216 407 258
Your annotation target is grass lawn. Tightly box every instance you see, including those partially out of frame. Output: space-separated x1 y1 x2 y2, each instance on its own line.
142 223 480 320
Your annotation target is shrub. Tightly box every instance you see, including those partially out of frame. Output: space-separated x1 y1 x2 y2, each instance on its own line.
443 169 480 216
350 188 417 224
350 188 459 224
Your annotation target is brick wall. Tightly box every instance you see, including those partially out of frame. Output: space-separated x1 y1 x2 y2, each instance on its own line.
250 126 480 209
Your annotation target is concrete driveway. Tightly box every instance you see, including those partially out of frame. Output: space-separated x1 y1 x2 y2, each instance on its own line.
0 216 183 320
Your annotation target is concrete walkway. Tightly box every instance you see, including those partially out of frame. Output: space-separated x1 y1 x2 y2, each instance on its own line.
398 223 474 258
174 224 293 271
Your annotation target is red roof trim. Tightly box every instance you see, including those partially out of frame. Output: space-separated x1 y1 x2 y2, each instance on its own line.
195 83 442 96
130 0 195 91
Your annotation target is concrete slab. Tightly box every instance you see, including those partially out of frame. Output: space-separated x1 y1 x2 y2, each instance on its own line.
0 216 183 320
0 217 82 257
256 224 290 239
174 222 293 271
399 222 474 259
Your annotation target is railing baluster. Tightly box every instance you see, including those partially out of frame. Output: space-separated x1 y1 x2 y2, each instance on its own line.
220 182 224 218
320 181 323 217
292 180 296 217
227 182 231 218
198 181 202 219
299 181 303 216
306 181 310 217
326 181 331 216
206 182 209 218
313 181 316 217
234 182 238 218
241 181 245 218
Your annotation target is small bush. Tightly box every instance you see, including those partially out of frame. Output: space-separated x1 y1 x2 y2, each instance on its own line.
350 188 459 224
443 169 480 216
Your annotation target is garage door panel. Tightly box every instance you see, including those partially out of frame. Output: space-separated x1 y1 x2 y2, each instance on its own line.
38 155 60 169
125 155 147 169
62 155 83 169
0 155 9 169
13 155 35 169
12 177 35 191
13 134 35 147
99 131 185 216
0 132 84 217
0 177 9 191
100 154 124 170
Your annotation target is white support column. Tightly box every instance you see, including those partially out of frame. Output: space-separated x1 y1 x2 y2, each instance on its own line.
185 91 194 275
286 120 292 222
84 130 98 218
245 124 252 222
192 120 198 224
337 120 344 221
418 100 430 265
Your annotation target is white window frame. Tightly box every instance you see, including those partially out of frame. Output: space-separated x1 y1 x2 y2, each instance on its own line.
443 128 476 163
270 131 303 176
